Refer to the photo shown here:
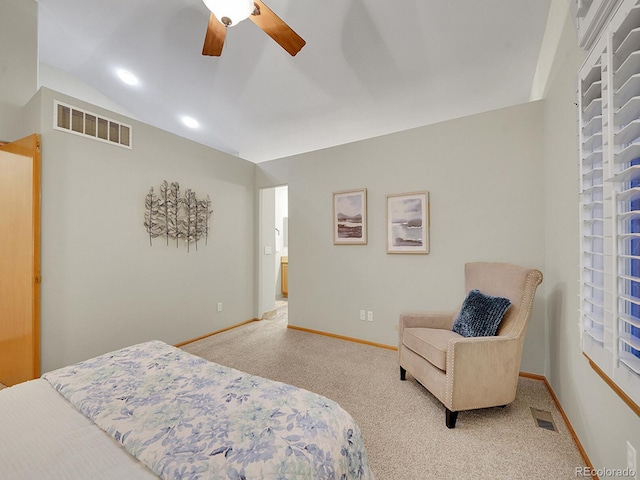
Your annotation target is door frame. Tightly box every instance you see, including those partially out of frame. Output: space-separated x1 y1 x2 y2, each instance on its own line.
0 134 41 385
257 185 288 319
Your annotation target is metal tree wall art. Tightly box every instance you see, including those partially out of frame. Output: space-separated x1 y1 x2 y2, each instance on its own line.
144 181 213 251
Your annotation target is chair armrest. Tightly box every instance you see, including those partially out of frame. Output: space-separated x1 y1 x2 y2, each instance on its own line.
399 312 456 330
445 335 522 411
398 312 456 350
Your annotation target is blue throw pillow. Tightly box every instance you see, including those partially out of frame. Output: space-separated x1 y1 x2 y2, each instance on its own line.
452 289 511 337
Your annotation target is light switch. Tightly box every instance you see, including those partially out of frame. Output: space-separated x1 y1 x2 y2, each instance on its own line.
264 246 272 255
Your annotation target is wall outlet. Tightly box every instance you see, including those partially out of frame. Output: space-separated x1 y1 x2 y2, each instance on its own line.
217 302 223 312
367 311 373 322
627 441 637 478
359 310 366 321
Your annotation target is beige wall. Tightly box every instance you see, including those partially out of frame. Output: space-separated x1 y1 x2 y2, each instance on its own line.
543 12 640 472
0 0 38 142
2 0 259 369
30 88 256 371
257 101 547 373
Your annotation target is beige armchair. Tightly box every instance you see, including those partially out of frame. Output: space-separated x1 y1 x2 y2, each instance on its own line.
398 262 543 428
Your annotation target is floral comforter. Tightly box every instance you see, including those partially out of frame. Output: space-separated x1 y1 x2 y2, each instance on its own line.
42 340 374 480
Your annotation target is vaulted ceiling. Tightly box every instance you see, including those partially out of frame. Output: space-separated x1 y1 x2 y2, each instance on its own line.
38 0 552 162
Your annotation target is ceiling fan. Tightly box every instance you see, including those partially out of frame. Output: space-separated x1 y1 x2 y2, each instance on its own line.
201 0 306 57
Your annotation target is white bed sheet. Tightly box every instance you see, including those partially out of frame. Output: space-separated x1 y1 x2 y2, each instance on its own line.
0 379 158 480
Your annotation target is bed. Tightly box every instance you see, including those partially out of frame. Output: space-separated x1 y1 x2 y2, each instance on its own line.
0 340 375 479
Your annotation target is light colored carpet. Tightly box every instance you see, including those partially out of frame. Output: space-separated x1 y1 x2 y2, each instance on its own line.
183 301 586 480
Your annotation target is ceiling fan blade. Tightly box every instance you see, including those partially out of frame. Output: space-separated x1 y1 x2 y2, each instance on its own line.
249 0 306 56
202 13 226 56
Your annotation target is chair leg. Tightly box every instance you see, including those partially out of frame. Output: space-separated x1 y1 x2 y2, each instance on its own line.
446 408 458 429
400 366 406 381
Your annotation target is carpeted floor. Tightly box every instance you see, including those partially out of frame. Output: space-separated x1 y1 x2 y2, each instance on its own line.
183 301 586 480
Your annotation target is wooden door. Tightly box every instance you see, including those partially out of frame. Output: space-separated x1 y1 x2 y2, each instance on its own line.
0 134 41 386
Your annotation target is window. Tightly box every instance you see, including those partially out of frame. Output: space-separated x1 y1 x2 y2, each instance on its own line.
579 0 640 413
618 160 640 369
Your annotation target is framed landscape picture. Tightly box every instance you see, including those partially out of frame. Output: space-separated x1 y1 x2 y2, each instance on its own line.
333 188 367 245
386 191 429 254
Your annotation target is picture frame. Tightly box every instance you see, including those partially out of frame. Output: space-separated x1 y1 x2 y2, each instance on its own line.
333 188 367 245
386 191 429 254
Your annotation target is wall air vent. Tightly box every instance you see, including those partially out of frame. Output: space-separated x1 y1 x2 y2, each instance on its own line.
53 101 132 149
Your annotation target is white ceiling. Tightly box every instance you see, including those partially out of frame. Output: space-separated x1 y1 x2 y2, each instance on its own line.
38 0 552 163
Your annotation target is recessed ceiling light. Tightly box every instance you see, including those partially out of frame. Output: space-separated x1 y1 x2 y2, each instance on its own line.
116 68 139 86
181 116 200 129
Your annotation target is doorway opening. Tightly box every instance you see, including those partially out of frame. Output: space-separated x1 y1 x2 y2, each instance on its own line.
258 185 288 325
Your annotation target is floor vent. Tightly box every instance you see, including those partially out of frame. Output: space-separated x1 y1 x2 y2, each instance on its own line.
530 407 557 432
53 101 132 149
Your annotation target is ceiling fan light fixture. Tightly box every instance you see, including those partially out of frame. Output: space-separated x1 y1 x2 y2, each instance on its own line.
202 0 254 27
